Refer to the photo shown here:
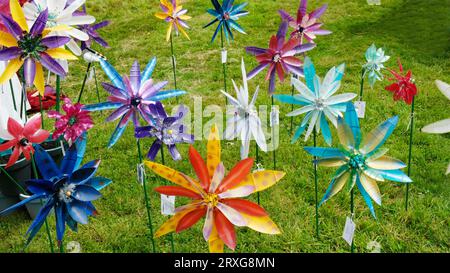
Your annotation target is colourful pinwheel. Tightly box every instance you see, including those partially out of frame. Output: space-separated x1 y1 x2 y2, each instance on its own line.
305 103 412 217
135 101 194 161
76 4 110 50
422 80 450 175
155 0 191 42
363 44 390 87
222 59 267 159
83 58 186 148
27 85 64 114
204 0 249 43
146 125 284 252
278 0 331 44
0 0 76 95
48 98 94 144
274 57 357 145
0 138 112 246
23 0 96 56
385 59 417 105
245 21 316 94
0 114 49 168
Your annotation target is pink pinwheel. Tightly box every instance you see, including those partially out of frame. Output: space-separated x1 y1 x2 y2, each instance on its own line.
0 114 49 168
245 21 315 94
48 98 94 144
279 0 331 44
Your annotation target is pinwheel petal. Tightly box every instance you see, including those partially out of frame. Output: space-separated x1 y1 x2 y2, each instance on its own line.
176 207 207 233
189 145 210 190
216 202 247 227
366 156 407 170
214 209 236 250
359 174 381 206
217 158 254 193
360 116 399 155
72 185 102 202
155 185 201 199
155 205 199 237
145 161 200 193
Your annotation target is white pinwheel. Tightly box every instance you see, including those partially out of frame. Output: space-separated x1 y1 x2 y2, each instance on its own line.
363 44 390 87
222 59 267 159
274 57 357 146
422 80 450 174
23 0 95 56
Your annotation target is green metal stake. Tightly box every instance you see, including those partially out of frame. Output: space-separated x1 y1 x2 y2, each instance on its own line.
77 63 92 104
359 68 366 100
160 146 175 253
313 130 319 238
255 141 260 205
59 240 64 253
220 28 228 104
9 79 17 111
56 75 61 112
170 32 178 104
39 94 44 128
350 188 355 253
137 139 157 253
405 97 415 211
0 166 26 194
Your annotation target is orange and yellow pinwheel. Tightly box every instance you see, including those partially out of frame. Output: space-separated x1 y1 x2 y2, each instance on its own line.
155 0 191 41
145 125 284 252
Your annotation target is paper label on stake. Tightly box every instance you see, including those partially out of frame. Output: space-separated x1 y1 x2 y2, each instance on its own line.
354 101 366 119
253 163 265 172
342 216 356 246
367 0 381 5
270 107 279 127
221 49 227 64
161 194 175 216
137 163 145 186
87 67 94 82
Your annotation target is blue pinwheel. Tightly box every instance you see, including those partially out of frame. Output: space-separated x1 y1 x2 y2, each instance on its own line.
83 57 186 148
0 135 112 246
204 0 249 43
304 103 412 218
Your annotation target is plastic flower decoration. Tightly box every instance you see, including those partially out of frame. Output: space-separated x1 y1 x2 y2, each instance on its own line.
274 57 356 145
363 44 390 87
222 59 267 159
278 0 331 44
83 58 186 148
27 85 64 114
146 125 284 252
422 80 450 175
0 114 49 168
204 0 249 43
76 4 110 50
155 0 191 42
135 101 194 161
48 98 94 144
23 0 95 56
385 59 417 105
0 1 76 95
305 103 412 217
0 138 112 246
245 21 316 94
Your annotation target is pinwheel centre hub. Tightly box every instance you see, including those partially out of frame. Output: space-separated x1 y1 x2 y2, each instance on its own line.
223 12 230 20
130 98 142 107
58 183 76 203
349 154 365 169
204 193 219 207
273 53 282 63
19 138 29 146
298 26 305 33
18 33 45 59
68 117 77 126
314 98 326 110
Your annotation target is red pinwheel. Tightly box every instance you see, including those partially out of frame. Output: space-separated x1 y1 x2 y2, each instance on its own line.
385 59 417 105
0 114 49 168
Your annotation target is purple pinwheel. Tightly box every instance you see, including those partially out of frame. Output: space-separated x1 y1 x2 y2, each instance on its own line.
83 57 186 148
76 4 110 50
279 0 331 44
245 21 316 94
135 102 194 161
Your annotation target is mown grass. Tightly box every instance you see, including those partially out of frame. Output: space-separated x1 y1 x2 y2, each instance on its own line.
0 0 449 253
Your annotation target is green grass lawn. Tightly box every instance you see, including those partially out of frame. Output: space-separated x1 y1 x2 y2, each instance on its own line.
0 0 449 253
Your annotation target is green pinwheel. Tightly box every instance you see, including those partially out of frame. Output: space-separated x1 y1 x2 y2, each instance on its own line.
304 103 412 217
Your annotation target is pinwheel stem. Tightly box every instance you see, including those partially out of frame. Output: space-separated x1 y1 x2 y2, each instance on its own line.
359 68 366 100
137 139 157 253
170 33 178 103
0 167 26 194
160 147 176 253
77 63 92 104
9 79 17 111
56 75 61 112
39 94 44 128
350 188 355 253
220 29 228 105
271 97 276 170
31 154 55 253
59 240 64 253
313 130 319 238
255 141 260 205
20 79 26 120
93 66 101 103
405 97 415 211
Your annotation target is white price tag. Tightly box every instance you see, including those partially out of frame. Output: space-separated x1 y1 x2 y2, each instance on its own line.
137 163 145 186
253 163 265 172
161 194 175 216
367 0 381 5
221 49 227 64
270 106 279 127
354 101 366 119
342 216 356 246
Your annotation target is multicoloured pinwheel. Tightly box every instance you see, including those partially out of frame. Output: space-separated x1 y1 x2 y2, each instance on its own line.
0 0 76 94
155 0 191 42
204 0 249 43
76 4 110 50
135 101 194 161
146 125 284 252
363 44 390 87
83 57 186 148
274 57 357 145
422 80 450 175
221 59 267 159
385 59 417 105
279 0 331 44
245 21 316 94
0 137 111 246
304 103 412 217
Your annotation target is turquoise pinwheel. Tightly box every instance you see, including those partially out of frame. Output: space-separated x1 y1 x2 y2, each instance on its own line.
363 44 390 87
274 57 357 146
83 57 186 148
304 103 412 218
204 0 249 43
